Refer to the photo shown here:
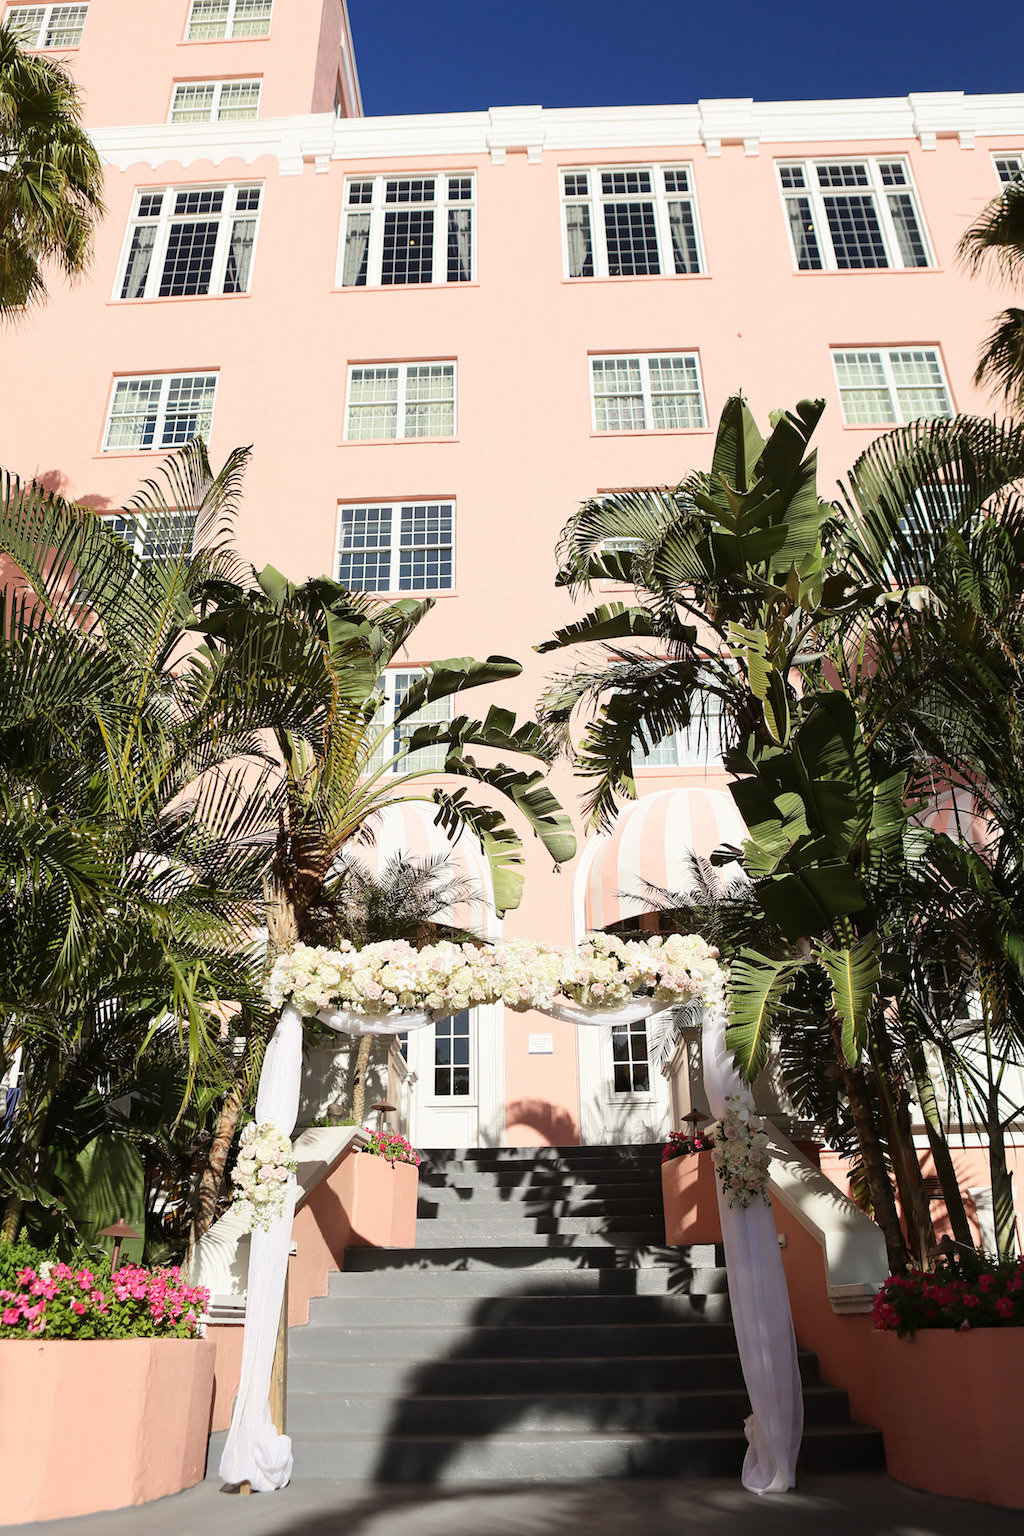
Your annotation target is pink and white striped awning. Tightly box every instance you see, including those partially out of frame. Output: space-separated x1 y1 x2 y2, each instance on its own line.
341 799 501 941
918 787 989 853
571 788 748 939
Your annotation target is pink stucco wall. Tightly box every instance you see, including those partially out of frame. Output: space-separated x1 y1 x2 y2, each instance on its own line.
2 5 1022 1144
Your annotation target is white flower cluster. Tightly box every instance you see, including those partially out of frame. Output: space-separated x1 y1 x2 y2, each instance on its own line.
706 1096 772 1209
230 1122 298 1233
265 932 724 1020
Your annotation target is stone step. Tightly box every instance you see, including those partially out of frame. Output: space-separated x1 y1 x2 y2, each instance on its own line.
286 1384 853 1437
328 1265 730 1299
419 1165 665 1190
260 1424 885 1483
416 1196 664 1220
414 1215 666 1242
289 1320 739 1361
416 1179 662 1205
419 1144 664 1164
307 1291 731 1329
342 1243 706 1272
288 1349 825 1398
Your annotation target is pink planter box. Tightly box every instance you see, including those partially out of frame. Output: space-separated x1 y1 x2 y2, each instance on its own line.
338 1153 419 1248
661 1153 722 1245
873 1328 1024 1508
0 1336 215 1525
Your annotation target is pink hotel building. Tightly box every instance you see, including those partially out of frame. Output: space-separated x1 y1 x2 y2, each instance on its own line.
4 1 1024 1180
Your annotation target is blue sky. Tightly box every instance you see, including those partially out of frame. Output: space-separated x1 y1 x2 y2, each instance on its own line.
347 0 1023 118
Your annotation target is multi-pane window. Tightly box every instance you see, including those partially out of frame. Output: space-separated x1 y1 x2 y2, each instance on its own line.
102 373 217 452
832 348 953 425
169 79 261 122
611 1021 651 1094
340 174 474 288
336 502 455 593
4 4 87 47
591 354 706 432
185 0 272 40
434 1011 471 1096
561 165 704 279
364 669 453 776
117 184 262 299
778 159 932 271
635 692 724 769
345 362 456 441
106 511 194 561
994 154 1024 185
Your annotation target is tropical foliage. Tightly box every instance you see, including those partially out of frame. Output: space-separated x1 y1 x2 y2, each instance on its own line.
0 23 105 316
539 395 1024 1269
958 171 1024 411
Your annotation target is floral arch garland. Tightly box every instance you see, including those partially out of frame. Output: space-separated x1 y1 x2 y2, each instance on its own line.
217 932 802 1499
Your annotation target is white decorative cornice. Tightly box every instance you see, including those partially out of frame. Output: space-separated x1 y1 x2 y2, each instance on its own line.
89 93 1024 176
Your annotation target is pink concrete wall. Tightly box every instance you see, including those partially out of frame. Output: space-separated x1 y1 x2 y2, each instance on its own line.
1 46 1021 1139
0 1337 215 1524
5 0 356 124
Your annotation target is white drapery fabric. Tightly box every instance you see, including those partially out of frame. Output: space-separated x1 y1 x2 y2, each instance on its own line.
219 1001 436 1491
218 1002 303 1491
701 1002 803 1493
534 996 664 1028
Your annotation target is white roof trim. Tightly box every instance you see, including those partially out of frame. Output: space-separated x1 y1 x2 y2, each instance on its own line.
90 92 1024 175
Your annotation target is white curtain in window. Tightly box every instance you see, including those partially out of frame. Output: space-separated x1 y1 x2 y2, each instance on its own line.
666 202 698 274
225 218 256 293
565 205 593 278
121 226 156 299
447 209 472 281
342 213 370 286
701 1003 803 1493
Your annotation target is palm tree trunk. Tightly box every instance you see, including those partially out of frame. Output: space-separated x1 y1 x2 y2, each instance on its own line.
833 1028 908 1273
908 1040 975 1249
352 1035 373 1126
189 1080 246 1259
870 1035 935 1269
986 1098 1017 1260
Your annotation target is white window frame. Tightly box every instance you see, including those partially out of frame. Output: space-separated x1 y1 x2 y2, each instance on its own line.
185 0 272 41
335 500 456 594
994 153 1024 186
430 1009 474 1100
114 183 263 301
560 164 705 280
609 1020 655 1099
590 352 706 433
344 361 457 442
169 78 262 123
635 695 725 771
777 157 933 272
365 668 454 777
832 347 954 427
338 173 475 289
3 3 87 48
106 511 195 562
101 372 218 453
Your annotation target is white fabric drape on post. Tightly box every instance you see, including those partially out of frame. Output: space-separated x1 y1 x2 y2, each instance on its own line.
218 1002 304 1491
219 1001 439 1491
701 1002 803 1493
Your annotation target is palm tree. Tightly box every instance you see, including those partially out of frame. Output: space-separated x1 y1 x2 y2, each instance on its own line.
0 23 105 316
538 396 1024 1270
957 175 1024 412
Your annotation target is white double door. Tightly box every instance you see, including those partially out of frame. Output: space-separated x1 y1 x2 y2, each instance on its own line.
577 1014 674 1145
404 1001 505 1148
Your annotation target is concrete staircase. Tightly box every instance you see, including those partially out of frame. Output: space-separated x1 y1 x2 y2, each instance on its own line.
251 1145 885 1482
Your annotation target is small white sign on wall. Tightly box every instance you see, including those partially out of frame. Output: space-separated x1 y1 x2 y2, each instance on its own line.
528 1034 554 1055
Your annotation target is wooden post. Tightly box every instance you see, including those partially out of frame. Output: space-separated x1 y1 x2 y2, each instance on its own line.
270 1267 288 1434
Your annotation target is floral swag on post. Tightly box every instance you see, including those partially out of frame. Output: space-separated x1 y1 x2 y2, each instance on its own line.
230 1123 299 1233
706 1097 772 1210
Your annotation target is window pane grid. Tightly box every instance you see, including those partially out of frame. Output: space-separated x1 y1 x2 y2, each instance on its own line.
104 374 216 452
834 348 952 425
108 512 194 562
186 0 271 39
336 501 455 593
117 183 262 300
611 1022 650 1094
995 154 1024 185
563 163 703 280
6 3 86 46
345 362 454 441
433 1011 471 1096
392 670 450 774
779 158 930 272
592 354 705 433
170 83 216 122
341 174 474 287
